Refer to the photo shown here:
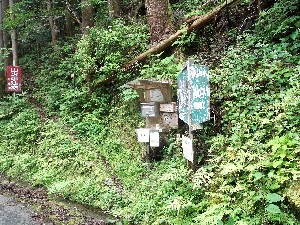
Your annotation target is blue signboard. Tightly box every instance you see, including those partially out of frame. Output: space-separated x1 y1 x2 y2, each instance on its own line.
177 61 210 130
177 67 189 124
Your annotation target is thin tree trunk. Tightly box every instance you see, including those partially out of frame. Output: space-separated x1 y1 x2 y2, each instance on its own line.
9 0 17 66
0 0 4 95
0 1 3 49
47 0 57 47
2 0 11 69
81 0 95 99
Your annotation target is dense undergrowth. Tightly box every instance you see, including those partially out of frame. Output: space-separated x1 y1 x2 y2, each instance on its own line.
0 0 300 224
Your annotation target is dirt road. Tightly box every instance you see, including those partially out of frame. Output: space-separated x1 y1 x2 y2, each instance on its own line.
0 194 39 225
0 175 115 225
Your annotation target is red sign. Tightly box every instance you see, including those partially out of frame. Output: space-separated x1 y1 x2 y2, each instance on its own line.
6 66 22 92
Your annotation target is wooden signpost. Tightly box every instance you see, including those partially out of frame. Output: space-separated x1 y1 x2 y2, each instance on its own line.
177 59 210 169
126 59 209 167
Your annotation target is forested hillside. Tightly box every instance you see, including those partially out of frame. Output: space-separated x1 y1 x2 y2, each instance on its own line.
0 0 299 224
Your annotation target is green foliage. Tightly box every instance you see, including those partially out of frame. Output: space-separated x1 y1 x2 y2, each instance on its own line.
255 0 300 44
74 19 148 84
1 0 300 225
172 0 222 18
140 54 183 80
0 48 10 71
192 1 300 223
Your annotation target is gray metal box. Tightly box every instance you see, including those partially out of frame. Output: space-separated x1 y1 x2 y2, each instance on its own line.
141 102 159 117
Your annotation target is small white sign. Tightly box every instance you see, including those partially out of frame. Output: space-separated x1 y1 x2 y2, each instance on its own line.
136 129 150 142
150 89 164 102
150 130 160 147
182 135 193 162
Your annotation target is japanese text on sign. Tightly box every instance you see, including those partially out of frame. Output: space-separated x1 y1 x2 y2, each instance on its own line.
177 61 210 130
6 66 22 92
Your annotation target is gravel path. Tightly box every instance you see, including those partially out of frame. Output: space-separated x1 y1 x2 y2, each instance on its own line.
0 194 39 225
0 175 116 225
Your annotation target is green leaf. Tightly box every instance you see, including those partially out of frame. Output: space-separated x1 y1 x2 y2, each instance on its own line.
273 159 283 168
266 204 281 214
226 216 234 225
268 183 280 190
266 193 283 203
217 220 224 225
252 195 263 201
268 171 274 178
253 172 263 180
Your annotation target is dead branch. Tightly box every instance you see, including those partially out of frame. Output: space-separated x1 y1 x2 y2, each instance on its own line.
65 0 82 25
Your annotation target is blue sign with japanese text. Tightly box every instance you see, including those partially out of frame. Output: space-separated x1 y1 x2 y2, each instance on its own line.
178 62 210 130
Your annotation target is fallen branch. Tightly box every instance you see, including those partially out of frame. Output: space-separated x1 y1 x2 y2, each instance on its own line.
65 0 82 26
96 0 240 86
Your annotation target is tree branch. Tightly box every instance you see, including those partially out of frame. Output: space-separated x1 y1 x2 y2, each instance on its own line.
65 0 82 26
95 0 241 86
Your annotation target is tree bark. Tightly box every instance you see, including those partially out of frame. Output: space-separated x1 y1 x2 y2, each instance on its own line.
2 0 9 49
65 11 74 36
81 0 95 99
64 0 76 36
95 0 240 86
81 0 94 36
0 0 5 96
47 0 57 47
0 2 3 49
124 0 239 69
2 0 10 67
65 0 82 27
145 0 175 45
108 0 122 18
9 0 17 66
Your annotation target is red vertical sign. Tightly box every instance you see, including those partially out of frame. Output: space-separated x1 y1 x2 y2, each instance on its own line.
6 66 22 92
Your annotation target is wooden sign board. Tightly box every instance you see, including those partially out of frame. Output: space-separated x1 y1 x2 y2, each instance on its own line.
160 112 178 129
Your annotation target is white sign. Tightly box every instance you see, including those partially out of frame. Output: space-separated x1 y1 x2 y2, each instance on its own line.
150 89 164 102
182 135 193 162
150 130 160 147
136 128 150 142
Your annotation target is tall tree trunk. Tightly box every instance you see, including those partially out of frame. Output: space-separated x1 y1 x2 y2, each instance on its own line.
108 0 122 18
47 0 57 47
2 0 11 73
65 11 74 36
145 0 175 45
81 0 94 36
0 2 3 49
9 0 17 66
64 0 76 36
2 0 9 52
81 0 95 98
0 0 5 95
